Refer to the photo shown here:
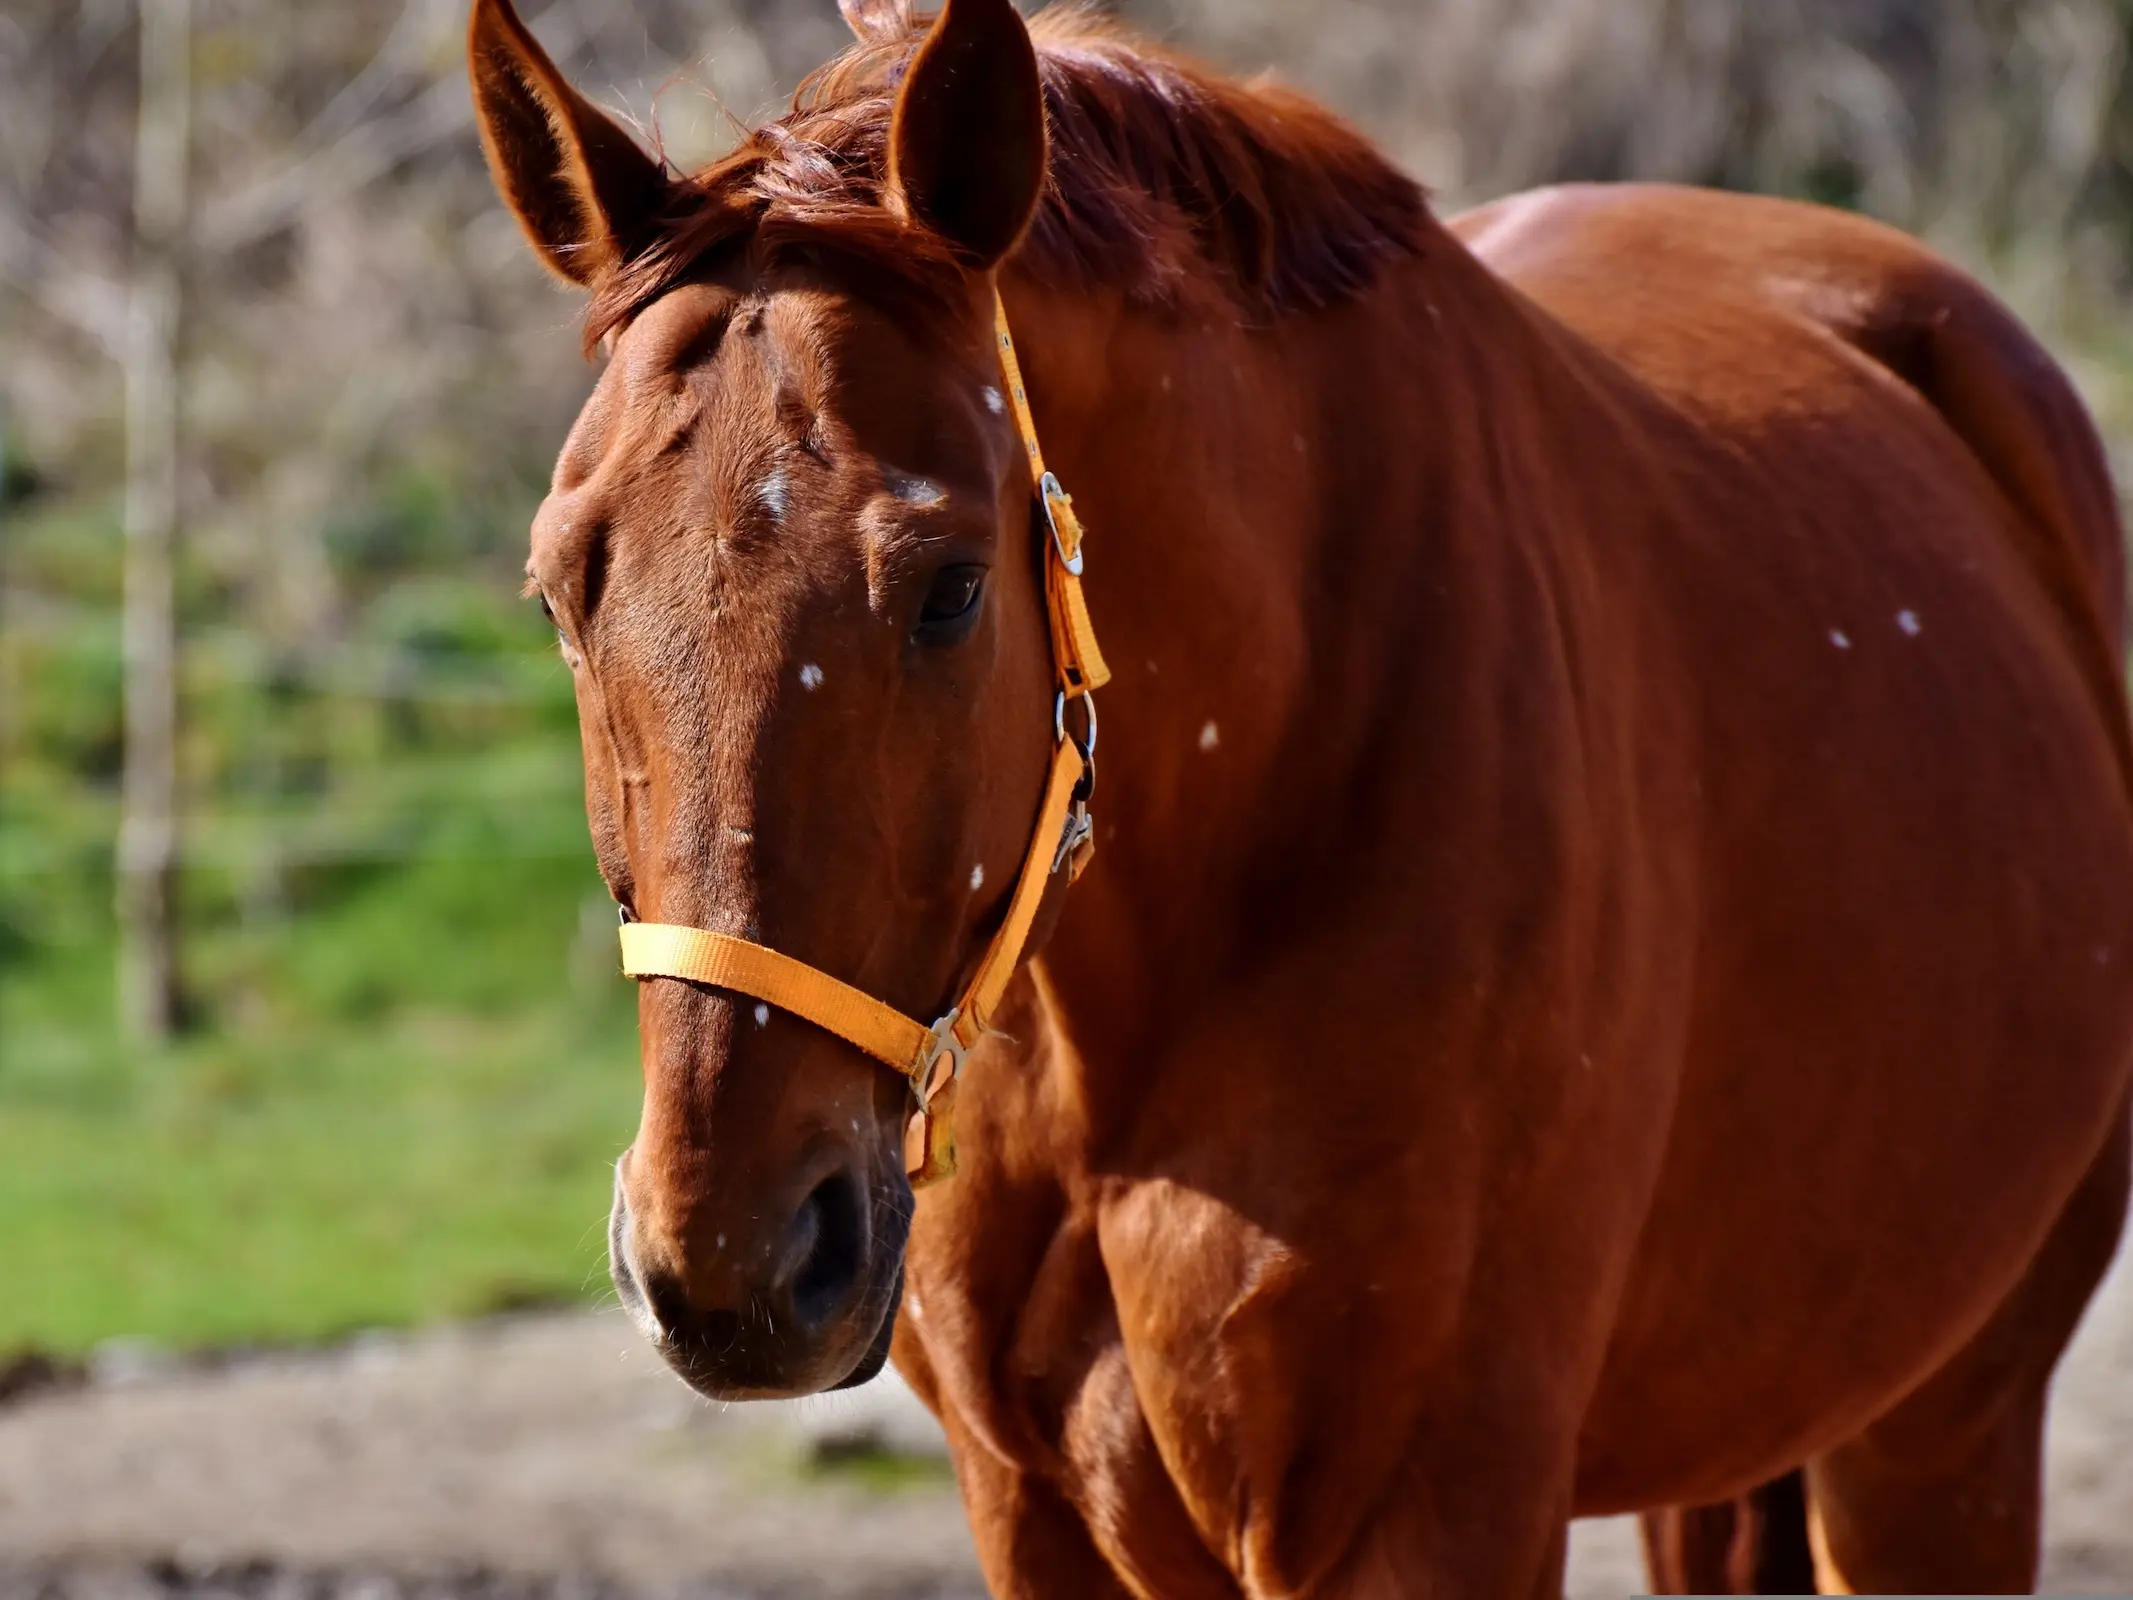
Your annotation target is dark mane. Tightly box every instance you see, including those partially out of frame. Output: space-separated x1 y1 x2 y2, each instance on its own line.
585 8 1428 348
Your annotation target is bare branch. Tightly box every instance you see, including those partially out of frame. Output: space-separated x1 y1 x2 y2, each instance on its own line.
197 0 608 258
0 207 127 359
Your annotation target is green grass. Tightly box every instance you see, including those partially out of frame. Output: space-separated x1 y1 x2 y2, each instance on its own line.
0 485 646 1357
0 852 643 1357
0 1010 638 1354
799 1441 959 1492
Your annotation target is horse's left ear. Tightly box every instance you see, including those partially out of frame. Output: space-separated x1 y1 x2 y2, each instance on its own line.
886 0 1047 269
468 0 670 287
838 0 910 43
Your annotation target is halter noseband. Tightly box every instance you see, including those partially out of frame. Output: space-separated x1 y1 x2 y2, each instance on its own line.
618 292 1111 1187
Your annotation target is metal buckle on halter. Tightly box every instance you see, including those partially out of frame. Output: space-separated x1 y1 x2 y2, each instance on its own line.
1052 801 1094 876
913 1010 968 1113
1037 471 1084 575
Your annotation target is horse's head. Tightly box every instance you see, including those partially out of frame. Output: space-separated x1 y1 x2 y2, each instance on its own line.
470 0 1062 1397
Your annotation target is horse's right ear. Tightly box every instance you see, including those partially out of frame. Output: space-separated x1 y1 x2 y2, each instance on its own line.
468 0 669 287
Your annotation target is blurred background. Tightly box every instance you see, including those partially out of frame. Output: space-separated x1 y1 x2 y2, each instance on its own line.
1 2 2131 1595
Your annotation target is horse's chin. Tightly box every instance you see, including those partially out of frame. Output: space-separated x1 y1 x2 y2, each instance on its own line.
657 1259 902 1402
829 1260 902 1391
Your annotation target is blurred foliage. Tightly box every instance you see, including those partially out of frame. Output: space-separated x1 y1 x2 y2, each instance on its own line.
1140 0 2133 479
1 0 2131 1352
0 473 641 1353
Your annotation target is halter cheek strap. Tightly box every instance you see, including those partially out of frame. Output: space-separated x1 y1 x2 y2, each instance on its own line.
619 290 1110 1187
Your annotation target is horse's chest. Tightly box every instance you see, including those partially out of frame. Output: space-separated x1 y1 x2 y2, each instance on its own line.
913 1191 1137 1466
908 1182 1264 1588
910 1172 1413 1594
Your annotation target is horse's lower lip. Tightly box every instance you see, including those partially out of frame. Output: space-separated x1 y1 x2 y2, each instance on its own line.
652 1259 902 1402
829 1259 903 1391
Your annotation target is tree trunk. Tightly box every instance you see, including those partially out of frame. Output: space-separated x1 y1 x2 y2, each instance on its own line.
117 0 191 1043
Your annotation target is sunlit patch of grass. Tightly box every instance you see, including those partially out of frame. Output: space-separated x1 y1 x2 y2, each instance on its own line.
799 1437 959 1493
0 779 642 1355
0 489 646 1357
0 933 641 1354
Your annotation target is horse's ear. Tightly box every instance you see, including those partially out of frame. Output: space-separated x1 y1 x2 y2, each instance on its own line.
838 0 911 44
468 0 669 287
886 0 1047 269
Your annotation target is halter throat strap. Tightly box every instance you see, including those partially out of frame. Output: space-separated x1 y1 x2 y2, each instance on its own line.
619 290 1110 1186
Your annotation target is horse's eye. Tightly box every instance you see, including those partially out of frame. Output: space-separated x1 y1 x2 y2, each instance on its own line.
535 591 573 655
918 564 987 637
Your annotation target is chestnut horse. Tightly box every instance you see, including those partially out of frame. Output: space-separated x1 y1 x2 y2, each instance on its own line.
469 0 2133 1591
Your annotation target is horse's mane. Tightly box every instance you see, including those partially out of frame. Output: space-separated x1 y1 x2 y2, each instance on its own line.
585 7 1429 349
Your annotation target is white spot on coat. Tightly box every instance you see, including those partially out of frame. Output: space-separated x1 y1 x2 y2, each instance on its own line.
757 468 791 522
982 386 1005 414
886 470 946 508
970 863 985 891
1198 721 1220 751
753 1003 770 1027
799 663 824 690
1829 629 1852 650
1897 609 1922 637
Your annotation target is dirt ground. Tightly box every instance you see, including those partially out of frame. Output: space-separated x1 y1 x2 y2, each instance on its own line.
1 1226 2127 1599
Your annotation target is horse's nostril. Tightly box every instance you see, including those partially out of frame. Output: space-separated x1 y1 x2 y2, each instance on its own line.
641 1268 695 1340
787 1168 868 1331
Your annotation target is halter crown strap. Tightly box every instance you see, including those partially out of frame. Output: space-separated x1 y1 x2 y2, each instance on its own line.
994 298 1110 697
620 289 1107 1186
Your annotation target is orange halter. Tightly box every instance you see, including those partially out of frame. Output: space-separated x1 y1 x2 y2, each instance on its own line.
619 293 1110 1187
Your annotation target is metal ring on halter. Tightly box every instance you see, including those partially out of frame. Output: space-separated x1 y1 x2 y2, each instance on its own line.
1038 472 1083 575
1053 688 1098 756
1054 690 1098 795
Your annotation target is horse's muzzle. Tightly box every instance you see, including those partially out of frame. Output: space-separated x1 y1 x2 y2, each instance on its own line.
607 1153 902 1399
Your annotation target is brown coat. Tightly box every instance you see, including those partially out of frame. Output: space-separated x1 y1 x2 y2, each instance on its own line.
471 0 2133 1591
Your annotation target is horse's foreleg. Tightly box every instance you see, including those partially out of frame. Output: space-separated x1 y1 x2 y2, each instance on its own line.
1638 1471 1814 1594
896 1322 1145 1598
1310 1488 1571 1600
1295 1409 1578 1600
937 1406 1148 1600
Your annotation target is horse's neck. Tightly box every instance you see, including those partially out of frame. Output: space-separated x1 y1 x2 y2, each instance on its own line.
1007 232 1566 1100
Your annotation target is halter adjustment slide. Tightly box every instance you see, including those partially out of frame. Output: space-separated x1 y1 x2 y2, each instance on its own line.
1038 471 1084 574
914 1010 968 1112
